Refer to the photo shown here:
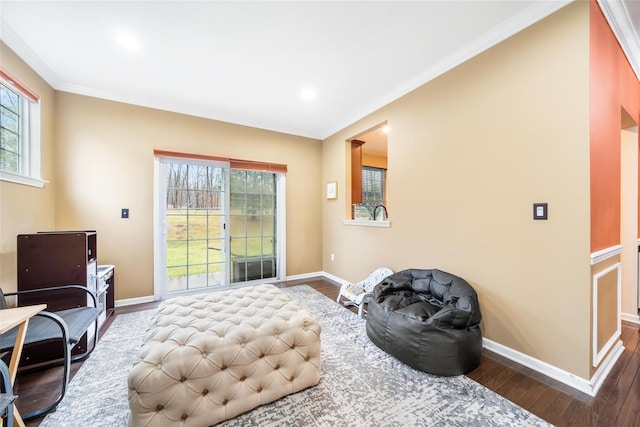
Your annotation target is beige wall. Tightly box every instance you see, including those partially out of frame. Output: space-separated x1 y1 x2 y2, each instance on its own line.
0 43 57 293
54 93 323 300
323 2 592 378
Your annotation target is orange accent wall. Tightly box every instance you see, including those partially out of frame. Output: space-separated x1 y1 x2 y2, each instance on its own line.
590 1 640 252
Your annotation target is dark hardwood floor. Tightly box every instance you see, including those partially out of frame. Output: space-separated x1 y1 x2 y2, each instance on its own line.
13 277 640 427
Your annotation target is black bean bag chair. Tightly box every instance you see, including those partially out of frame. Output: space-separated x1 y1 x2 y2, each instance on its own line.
365 268 482 376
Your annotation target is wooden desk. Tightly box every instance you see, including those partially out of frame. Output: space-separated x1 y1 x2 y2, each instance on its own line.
0 304 46 427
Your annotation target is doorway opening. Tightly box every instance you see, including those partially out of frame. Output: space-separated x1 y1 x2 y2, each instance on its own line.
620 107 639 320
348 122 389 220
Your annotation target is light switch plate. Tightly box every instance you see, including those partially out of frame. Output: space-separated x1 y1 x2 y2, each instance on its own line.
121 208 129 219
533 203 547 220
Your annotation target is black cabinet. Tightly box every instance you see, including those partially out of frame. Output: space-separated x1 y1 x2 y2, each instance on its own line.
16 231 114 366
17 231 97 311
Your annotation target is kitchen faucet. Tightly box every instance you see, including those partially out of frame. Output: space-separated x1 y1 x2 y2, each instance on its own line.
373 204 388 221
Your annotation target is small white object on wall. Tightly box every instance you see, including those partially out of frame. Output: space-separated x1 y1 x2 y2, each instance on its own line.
326 181 337 199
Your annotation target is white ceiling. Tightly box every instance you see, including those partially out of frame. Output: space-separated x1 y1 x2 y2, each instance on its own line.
0 1 638 140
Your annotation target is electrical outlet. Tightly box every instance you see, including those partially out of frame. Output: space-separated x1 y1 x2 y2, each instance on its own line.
330 253 335 261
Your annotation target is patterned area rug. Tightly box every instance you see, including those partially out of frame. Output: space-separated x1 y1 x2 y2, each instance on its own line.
40 285 551 426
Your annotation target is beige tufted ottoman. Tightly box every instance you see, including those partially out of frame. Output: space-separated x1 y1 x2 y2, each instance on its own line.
127 284 321 426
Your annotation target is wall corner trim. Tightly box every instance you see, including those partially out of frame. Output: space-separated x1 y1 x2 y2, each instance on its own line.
590 245 622 265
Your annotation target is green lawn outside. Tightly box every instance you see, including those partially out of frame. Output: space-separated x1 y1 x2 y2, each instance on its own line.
165 209 274 278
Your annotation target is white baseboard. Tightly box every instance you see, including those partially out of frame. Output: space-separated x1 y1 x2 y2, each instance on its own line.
621 312 640 325
589 340 625 396
319 271 349 287
115 295 156 307
482 337 624 396
286 271 346 287
285 271 325 281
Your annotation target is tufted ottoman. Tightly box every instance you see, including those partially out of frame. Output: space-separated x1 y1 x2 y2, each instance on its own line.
127 284 321 426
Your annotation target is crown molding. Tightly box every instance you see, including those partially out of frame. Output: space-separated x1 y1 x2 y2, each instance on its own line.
55 81 320 140
0 20 63 88
320 0 573 139
598 0 640 81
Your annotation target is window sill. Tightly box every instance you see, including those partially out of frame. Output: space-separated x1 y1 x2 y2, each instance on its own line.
0 171 48 188
343 219 391 228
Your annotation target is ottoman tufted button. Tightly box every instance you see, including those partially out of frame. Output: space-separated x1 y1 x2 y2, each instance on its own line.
222 399 228 405
239 375 246 381
156 404 163 411
180 376 187 382
258 353 264 359
181 414 188 420
256 386 262 392
220 365 227 371
304 356 310 362
202 389 209 396
290 344 295 349
274 364 280 370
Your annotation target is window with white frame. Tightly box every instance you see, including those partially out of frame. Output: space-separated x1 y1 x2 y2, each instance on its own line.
0 67 43 187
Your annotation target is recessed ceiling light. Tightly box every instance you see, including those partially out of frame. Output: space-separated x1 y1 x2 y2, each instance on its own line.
300 87 317 101
115 31 141 50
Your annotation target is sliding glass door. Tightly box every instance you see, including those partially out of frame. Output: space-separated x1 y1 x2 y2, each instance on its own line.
229 170 277 283
155 157 284 297
163 159 228 293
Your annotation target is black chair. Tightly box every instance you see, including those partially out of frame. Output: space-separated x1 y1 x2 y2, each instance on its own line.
0 285 101 420
0 359 16 427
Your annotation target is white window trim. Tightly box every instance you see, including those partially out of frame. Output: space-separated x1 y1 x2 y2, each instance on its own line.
0 79 45 187
0 169 47 188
